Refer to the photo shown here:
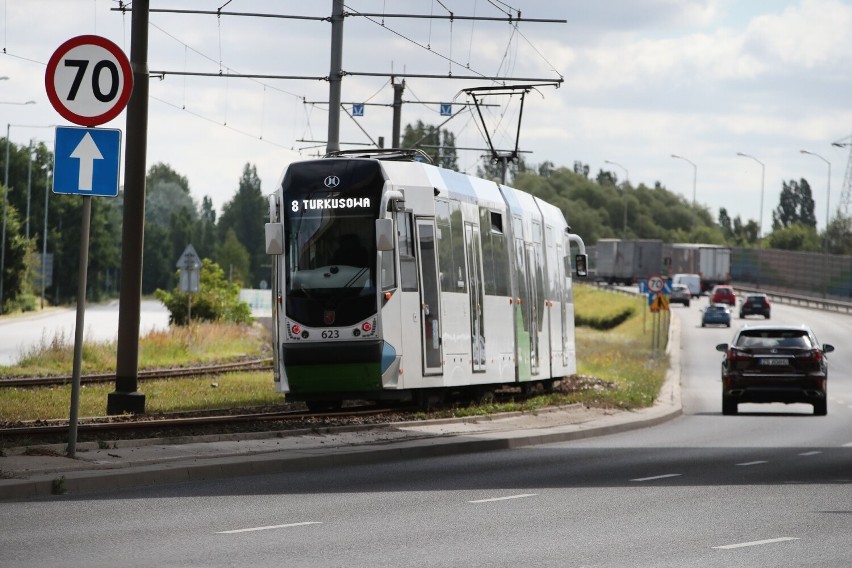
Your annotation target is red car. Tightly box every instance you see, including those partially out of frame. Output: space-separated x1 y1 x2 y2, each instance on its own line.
711 285 736 306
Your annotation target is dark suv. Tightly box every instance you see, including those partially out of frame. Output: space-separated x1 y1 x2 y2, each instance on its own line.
715 324 834 416
740 293 770 319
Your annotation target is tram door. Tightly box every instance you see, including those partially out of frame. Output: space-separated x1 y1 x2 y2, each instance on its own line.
465 223 486 372
416 219 443 374
525 244 540 375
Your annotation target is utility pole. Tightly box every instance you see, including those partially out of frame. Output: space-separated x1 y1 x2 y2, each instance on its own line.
109 0 150 415
326 0 344 154
391 78 405 148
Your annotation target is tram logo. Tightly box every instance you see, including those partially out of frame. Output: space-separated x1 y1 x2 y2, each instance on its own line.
324 310 336 325
323 175 341 188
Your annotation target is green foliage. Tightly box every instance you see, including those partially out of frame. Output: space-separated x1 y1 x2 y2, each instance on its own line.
401 120 459 170
155 258 253 325
217 163 267 288
773 178 816 230
218 229 251 286
766 223 820 251
573 284 639 330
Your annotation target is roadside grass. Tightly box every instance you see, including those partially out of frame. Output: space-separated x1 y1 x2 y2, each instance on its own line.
2 322 270 376
0 285 669 422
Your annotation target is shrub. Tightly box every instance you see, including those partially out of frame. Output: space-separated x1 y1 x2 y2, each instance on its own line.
155 258 253 326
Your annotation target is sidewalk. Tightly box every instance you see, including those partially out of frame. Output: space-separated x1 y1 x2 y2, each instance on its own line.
0 317 682 500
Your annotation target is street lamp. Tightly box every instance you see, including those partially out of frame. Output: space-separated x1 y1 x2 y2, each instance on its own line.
799 149 831 238
0 100 35 106
736 152 766 238
671 154 697 207
604 160 629 238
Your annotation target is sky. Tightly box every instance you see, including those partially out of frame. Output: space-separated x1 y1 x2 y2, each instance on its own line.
2 0 852 234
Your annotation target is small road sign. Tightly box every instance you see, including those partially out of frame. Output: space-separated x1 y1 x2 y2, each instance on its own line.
647 275 665 293
440 103 452 116
53 125 121 197
352 103 364 117
45 35 133 127
177 244 201 294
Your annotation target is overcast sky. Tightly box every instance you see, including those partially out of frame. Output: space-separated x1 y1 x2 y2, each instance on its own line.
3 0 852 234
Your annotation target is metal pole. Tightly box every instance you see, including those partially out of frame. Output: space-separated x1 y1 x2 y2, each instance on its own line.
1 123 10 311
110 0 149 415
41 164 49 310
67 195 92 458
391 78 404 148
326 0 344 154
671 154 697 207
736 153 765 238
25 139 32 239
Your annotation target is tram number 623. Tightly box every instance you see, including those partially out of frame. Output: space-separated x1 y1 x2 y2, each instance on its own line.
321 330 340 339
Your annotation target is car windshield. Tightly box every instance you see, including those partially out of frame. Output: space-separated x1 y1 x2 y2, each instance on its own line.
735 329 812 349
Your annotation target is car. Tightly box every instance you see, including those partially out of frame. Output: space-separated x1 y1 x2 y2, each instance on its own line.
710 284 736 305
715 324 834 416
672 273 701 298
740 293 770 319
669 284 691 307
702 303 731 327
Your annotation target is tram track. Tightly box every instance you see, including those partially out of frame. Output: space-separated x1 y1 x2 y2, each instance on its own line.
0 358 274 388
0 403 414 447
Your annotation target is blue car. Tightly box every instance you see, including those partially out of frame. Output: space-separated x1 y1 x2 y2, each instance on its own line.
702 303 731 327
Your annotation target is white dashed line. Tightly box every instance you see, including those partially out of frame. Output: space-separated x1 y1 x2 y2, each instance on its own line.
468 493 538 503
736 461 768 466
217 522 322 534
799 451 821 456
630 474 682 482
713 537 799 550
843 441 852 447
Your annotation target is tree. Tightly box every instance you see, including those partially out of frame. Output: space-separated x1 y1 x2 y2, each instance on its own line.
217 163 266 287
772 179 816 230
767 223 820 251
217 229 251 285
154 258 252 325
401 120 458 169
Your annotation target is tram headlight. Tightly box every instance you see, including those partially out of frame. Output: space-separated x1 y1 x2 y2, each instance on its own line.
291 324 302 335
362 322 373 332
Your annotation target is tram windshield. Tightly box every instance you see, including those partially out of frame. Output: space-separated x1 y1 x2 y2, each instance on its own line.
281 160 384 327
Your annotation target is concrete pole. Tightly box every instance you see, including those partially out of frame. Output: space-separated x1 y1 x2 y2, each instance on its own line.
326 0 344 154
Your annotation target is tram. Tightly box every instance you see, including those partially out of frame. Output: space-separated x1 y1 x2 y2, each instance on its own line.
264 150 588 410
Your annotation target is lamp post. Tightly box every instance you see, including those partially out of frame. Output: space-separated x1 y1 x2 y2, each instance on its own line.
604 160 629 238
671 154 697 207
800 149 831 298
736 152 766 238
799 150 831 241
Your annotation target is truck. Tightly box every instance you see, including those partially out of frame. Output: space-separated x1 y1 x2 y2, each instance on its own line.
664 243 731 293
593 238 663 285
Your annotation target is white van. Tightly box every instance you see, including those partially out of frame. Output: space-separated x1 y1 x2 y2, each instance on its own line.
673 273 701 298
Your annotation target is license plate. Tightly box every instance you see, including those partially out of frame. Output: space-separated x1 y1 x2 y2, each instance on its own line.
760 358 788 366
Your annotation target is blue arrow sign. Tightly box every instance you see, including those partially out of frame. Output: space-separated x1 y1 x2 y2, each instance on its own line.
53 125 121 197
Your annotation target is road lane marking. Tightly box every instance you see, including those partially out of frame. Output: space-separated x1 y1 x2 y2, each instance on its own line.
217 522 322 534
630 474 682 482
736 461 768 466
799 451 821 456
469 493 538 503
713 537 799 550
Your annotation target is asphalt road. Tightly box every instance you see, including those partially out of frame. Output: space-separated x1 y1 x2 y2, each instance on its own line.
1 299 850 567
0 300 170 366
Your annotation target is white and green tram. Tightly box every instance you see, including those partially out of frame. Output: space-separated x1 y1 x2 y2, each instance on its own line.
265 151 588 410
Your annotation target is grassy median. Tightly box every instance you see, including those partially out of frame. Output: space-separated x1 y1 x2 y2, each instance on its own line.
0 285 669 422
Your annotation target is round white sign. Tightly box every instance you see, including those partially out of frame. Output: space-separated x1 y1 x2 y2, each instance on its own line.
647 275 665 293
45 35 133 127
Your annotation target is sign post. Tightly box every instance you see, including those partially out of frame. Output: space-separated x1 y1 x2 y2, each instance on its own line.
177 244 201 324
45 35 132 458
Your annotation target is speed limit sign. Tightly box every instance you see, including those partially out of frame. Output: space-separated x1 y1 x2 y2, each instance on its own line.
45 35 133 127
647 275 665 293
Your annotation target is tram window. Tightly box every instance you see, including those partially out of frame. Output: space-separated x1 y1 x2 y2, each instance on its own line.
449 201 467 292
492 231 510 296
396 212 417 292
436 199 466 292
490 211 504 234
532 220 542 244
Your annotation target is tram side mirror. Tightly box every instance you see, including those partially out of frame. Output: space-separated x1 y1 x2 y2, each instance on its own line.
573 254 588 278
265 222 284 255
376 218 395 251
